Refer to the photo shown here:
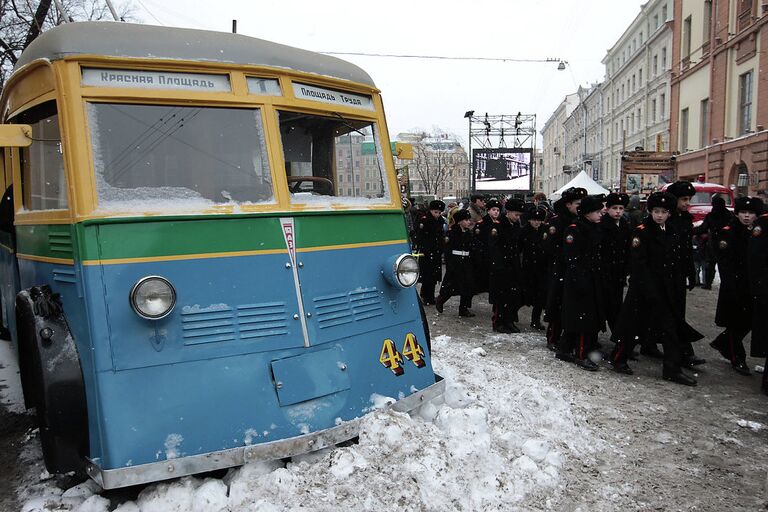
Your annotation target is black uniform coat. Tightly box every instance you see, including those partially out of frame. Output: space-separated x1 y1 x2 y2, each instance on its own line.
668 210 696 317
471 219 489 293
598 214 632 328
521 223 548 308
483 215 522 307
694 206 733 261
611 219 704 346
414 213 446 283
441 224 476 297
714 219 752 328
748 213 768 357
543 201 577 323
561 218 606 334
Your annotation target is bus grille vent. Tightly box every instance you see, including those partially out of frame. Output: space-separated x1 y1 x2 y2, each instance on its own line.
313 287 383 329
236 302 289 339
48 231 73 257
181 306 236 345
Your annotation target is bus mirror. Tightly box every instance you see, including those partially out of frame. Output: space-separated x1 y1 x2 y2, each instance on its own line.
0 125 32 147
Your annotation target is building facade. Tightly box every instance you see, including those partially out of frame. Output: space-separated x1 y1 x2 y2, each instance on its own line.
394 132 469 200
600 0 673 191
670 0 768 196
540 93 580 195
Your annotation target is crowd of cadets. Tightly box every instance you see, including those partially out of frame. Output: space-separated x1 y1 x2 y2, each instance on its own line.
411 184 768 393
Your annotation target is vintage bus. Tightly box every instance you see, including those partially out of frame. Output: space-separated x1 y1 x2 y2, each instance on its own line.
0 21 443 489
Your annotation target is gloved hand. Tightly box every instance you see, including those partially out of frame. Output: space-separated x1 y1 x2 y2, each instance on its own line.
687 275 696 291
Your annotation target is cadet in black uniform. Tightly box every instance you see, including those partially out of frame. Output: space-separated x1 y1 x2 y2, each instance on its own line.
694 196 733 289
748 209 768 395
543 187 588 351
611 192 702 386
414 200 446 305
495 198 525 332
436 209 476 317
556 195 606 371
521 207 549 330
710 196 764 375
599 193 632 333
666 181 706 367
482 199 521 332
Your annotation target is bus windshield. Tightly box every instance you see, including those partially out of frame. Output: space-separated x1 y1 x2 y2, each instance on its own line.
88 103 273 211
278 111 391 204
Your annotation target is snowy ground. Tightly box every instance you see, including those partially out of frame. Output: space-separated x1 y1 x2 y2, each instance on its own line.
5 286 768 511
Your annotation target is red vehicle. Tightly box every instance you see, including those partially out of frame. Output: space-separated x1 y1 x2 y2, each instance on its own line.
661 179 734 224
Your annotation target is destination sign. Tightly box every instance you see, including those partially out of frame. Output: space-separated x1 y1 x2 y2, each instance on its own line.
247 77 282 96
292 83 374 111
81 68 231 92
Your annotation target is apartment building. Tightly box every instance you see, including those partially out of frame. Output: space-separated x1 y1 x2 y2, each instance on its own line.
541 93 580 195
671 0 768 196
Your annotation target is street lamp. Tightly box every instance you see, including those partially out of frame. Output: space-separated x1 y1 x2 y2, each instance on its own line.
464 111 474 194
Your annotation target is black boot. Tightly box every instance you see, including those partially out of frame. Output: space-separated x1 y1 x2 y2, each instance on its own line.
681 355 706 368
435 296 445 314
493 323 514 334
459 308 475 318
662 369 697 387
709 338 728 360
575 358 599 371
640 345 664 359
612 361 633 375
555 351 574 363
732 361 751 376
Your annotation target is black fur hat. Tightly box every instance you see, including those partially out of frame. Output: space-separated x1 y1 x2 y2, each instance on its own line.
577 194 605 215
666 181 696 199
734 196 764 214
647 191 676 211
529 207 547 221
486 199 502 210
562 187 588 203
605 192 629 208
428 200 445 211
453 209 472 222
505 198 525 213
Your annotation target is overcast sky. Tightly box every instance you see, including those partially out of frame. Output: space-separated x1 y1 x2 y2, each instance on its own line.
132 0 646 147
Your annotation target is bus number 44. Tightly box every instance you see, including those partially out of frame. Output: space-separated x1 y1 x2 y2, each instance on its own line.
379 333 426 375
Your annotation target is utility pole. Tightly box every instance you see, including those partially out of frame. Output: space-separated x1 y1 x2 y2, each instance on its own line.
104 0 120 21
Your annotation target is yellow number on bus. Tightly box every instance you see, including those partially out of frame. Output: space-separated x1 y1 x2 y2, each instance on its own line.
402 333 426 368
379 338 404 376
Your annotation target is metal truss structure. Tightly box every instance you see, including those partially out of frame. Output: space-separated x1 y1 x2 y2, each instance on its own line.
464 112 537 193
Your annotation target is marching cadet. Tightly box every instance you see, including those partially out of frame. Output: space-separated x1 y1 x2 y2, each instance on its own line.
599 192 631 333
414 199 446 305
543 187 588 351
748 207 768 395
521 206 549 330
436 209 476 317
665 181 706 367
482 199 520 332
499 199 526 332
556 195 606 371
710 196 765 375
611 192 703 386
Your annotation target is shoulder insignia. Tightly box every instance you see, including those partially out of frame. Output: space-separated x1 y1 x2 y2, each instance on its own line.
637 224 646 230
476 219 484 224
491 228 498 236
542 232 548 240
754 226 763 237
632 237 641 248
565 234 575 244
718 239 728 249
569 223 577 228
549 226 557 234
722 225 731 231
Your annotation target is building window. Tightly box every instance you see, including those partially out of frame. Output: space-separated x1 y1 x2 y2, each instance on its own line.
652 99 657 123
739 70 753 135
662 4 668 20
654 14 659 29
660 93 666 118
638 108 642 128
653 55 658 75
683 16 692 58
639 68 643 85
700 98 709 147
704 1 713 43
632 74 636 92
680 108 689 151
662 47 667 69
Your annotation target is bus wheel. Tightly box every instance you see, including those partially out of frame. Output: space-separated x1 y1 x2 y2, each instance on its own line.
16 286 88 475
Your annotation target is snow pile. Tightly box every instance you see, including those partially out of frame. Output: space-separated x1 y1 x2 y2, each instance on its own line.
17 332 595 511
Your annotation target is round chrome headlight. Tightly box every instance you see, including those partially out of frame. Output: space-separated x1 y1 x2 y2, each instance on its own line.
395 254 420 287
129 276 176 320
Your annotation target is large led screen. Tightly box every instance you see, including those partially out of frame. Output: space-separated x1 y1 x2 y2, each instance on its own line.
473 148 532 191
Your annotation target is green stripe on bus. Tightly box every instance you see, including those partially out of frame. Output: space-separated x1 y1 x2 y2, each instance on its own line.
71 212 407 261
16 224 75 260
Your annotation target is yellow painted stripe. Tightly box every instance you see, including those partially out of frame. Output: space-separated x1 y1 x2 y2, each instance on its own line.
17 253 74 265
296 239 406 253
82 248 288 266
0 243 14 254
81 239 408 266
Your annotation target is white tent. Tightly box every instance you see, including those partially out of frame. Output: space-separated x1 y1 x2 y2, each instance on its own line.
552 171 609 198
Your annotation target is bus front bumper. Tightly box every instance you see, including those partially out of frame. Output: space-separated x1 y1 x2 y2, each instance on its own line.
86 375 445 489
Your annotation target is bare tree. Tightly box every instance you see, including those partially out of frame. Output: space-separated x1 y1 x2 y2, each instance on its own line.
0 0 136 89
409 130 467 197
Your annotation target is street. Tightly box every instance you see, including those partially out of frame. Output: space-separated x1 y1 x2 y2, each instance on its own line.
1 284 767 511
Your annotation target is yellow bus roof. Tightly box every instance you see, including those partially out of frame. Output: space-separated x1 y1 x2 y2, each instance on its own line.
14 21 376 87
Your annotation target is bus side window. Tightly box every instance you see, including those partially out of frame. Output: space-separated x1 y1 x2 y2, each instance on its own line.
13 101 68 210
0 184 14 238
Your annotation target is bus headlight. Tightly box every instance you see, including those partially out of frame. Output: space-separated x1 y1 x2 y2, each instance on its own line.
383 254 420 288
129 276 176 320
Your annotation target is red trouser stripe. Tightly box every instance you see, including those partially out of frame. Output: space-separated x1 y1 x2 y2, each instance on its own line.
614 344 624 363
579 334 585 360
